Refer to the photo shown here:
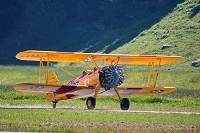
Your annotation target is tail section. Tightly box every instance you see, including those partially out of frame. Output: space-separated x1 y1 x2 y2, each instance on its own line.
47 72 60 84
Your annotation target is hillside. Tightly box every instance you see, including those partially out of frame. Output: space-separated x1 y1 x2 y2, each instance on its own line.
0 0 199 89
112 0 200 73
82 0 199 73
0 0 185 64
83 0 200 89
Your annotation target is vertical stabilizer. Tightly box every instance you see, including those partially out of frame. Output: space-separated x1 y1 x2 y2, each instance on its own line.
47 72 60 84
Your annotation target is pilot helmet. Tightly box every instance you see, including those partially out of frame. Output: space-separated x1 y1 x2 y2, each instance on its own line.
82 70 87 75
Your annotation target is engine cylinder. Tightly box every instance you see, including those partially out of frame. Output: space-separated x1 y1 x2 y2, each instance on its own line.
99 64 125 90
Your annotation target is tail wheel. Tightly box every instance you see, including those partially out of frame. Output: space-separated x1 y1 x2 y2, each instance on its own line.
52 102 57 108
86 97 96 109
120 98 130 110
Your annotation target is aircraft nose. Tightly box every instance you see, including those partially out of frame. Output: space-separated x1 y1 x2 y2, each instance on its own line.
103 65 125 89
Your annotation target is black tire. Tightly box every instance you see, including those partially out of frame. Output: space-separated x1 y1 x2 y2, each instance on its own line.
86 97 96 109
52 102 57 108
120 98 130 110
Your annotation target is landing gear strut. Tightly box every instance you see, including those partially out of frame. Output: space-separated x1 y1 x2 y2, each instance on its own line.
86 97 96 109
120 98 130 110
115 88 130 110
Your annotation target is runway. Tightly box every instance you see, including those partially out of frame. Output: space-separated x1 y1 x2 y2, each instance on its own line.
1 104 200 115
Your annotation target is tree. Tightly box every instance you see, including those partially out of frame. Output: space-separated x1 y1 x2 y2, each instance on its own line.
21 0 66 46
99 0 129 29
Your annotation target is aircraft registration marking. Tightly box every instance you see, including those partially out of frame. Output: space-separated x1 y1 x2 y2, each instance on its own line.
30 86 44 90
150 90 164 94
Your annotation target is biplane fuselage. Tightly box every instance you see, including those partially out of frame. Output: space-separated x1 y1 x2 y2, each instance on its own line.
14 50 183 110
68 70 100 87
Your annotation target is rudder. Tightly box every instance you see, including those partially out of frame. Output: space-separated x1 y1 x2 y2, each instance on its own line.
47 72 60 84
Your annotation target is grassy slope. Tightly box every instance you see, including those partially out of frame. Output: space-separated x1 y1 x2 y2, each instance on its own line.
112 0 200 69
82 0 200 90
89 0 200 67
110 0 200 90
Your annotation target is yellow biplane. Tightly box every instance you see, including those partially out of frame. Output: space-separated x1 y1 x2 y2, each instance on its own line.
14 50 183 110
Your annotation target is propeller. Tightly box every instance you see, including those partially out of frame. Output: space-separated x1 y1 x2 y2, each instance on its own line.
99 64 125 90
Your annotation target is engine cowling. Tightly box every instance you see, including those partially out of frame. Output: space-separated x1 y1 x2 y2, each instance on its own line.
99 64 125 90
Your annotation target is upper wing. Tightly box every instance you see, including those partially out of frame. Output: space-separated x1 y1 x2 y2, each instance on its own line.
16 50 183 65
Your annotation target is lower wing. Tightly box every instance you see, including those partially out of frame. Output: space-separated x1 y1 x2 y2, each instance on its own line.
14 83 95 97
99 87 176 96
14 83 175 100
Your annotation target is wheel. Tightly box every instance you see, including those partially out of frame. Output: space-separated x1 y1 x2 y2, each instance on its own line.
52 102 57 108
86 97 96 109
120 98 130 110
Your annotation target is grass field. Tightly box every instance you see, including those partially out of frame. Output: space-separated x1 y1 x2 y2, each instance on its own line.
0 65 200 132
0 109 199 132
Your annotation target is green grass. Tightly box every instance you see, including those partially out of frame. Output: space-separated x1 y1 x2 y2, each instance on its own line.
111 0 200 75
0 65 200 112
0 62 200 131
1 92 200 112
0 109 199 132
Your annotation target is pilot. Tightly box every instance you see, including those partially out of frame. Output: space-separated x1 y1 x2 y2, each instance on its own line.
93 67 98 72
80 70 87 78
83 70 87 76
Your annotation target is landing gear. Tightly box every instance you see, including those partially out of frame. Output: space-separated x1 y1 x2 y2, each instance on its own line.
114 88 130 110
52 102 57 108
86 97 96 109
120 98 130 110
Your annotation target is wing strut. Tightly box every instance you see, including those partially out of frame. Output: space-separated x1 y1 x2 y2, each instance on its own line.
153 59 161 87
50 63 77 79
38 56 47 83
91 57 101 71
83 57 101 71
146 59 161 87
38 55 50 83
146 62 154 87
83 60 93 71
46 55 50 84
38 57 42 83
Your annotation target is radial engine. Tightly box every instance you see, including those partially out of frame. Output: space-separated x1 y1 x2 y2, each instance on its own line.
99 64 125 90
